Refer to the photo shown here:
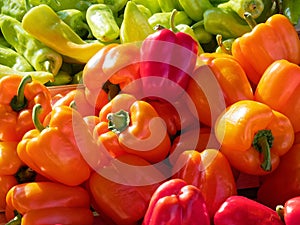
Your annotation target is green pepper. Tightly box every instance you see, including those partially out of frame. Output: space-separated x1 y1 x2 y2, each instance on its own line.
0 34 11 47
282 0 300 25
157 0 183 12
203 7 251 39
27 0 93 11
148 11 193 29
215 34 235 54
255 0 277 23
0 64 54 84
0 44 34 71
178 0 213 21
191 21 213 44
86 3 120 42
120 1 154 43
131 0 161 14
0 14 63 75
0 0 29 21
97 0 129 14
218 0 265 19
45 70 72 86
57 9 92 39
136 4 152 18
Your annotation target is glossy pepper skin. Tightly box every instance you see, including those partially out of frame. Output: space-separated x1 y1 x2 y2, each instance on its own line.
140 10 199 102
257 144 300 209
277 197 300 225
255 60 300 133
232 13 300 85
0 75 52 142
178 0 213 21
17 104 91 186
88 154 165 225
22 4 104 64
215 100 294 176
0 142 22 176
172 149 237 219
0 175 17 211
95 93 171 163
6 181 93 225
142 178 210 225
214 196 284 225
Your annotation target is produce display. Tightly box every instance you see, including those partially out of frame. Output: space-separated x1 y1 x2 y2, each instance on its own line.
0 0 300 224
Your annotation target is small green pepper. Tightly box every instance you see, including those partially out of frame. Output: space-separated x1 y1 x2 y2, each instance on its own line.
45 70 72 86
27 0 93 11
57 9 92 39
178 0 213 21
215 34 235 54
0 0 29 21
131 0 161 14
120 1 154 43
191 21 213 44
203 7 251 39
157 0 183 12
98 0 129 14
0 44 34 71
282 0 300 25
148 11 193 29
86 4 120 42
0 14 63 75
136 4 152 18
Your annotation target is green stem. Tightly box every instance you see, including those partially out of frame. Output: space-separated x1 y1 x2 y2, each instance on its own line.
5 211 22 225
244 12 257 30
276 205 285 222
216 34 231 54
107 109 130 134
10 75 32 112
169 9 179 32
252 129 274 171
32 104 45 132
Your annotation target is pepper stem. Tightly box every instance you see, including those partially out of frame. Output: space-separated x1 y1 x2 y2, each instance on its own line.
275 205 285 222
107 109 130 134
5 211 22 225
216 34 231 54
10 75 32 112
32 104 45 132
244 12 257 30
252 129 274 171
170 9 179 32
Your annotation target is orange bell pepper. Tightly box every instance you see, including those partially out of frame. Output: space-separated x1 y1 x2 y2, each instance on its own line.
17 104 91 186
255 59 300 133
172 149 237 219
232 14 300 85
187 53 253 127
88 153 166 225
82 43 140 113
0 176 17 212
0 75 52 142
0 142 22 176
215 100 295 176
96 93 171 163
6 181 93 225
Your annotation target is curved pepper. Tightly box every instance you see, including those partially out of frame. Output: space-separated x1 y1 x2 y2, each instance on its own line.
257 144 300 209
17 104 91 186
140 10 199 102
96 93 171 163
255 59 300 133
6 181 93 225
231 13 300 85
0 75 52 141
172 149 237 219
22 4 105 64
214 196 284 225
142 178 210 225
277 196 300 225
215 99 294 175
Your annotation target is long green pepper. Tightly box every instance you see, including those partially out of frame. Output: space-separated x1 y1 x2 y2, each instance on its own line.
178 0 213 21
0 14 62 75
148 11 193 29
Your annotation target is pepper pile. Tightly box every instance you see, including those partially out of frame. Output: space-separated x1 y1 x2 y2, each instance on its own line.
0 1 300 225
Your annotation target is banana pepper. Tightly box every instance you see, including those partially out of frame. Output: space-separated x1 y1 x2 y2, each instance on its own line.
142 178 210 225
215 100 294 175
6 181 93 225
0 75 52 142
22 4 105 64
17 104 91 186
95 93 171 163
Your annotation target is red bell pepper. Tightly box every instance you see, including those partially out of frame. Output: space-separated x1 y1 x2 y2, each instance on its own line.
277 196 300 225
214 196 284 225
142 178 210 225
140 10 199 101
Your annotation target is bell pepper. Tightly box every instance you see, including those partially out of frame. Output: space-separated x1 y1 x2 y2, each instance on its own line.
95 93 171 163
88 153 165 225
215 99 294 175
257 143 300 209
231 13 300 85
187 53 253 127
0 75 52 142
214 196 284 225
276 196 300 225
140 10 199 102
0 176 17 211
142 178 210 225
0 142 22 177
6 181 93 225
22 4 105 64
120 1 154 43
172 149 237 219
255 59 300 133
82 43 140 113
17 104 91 186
